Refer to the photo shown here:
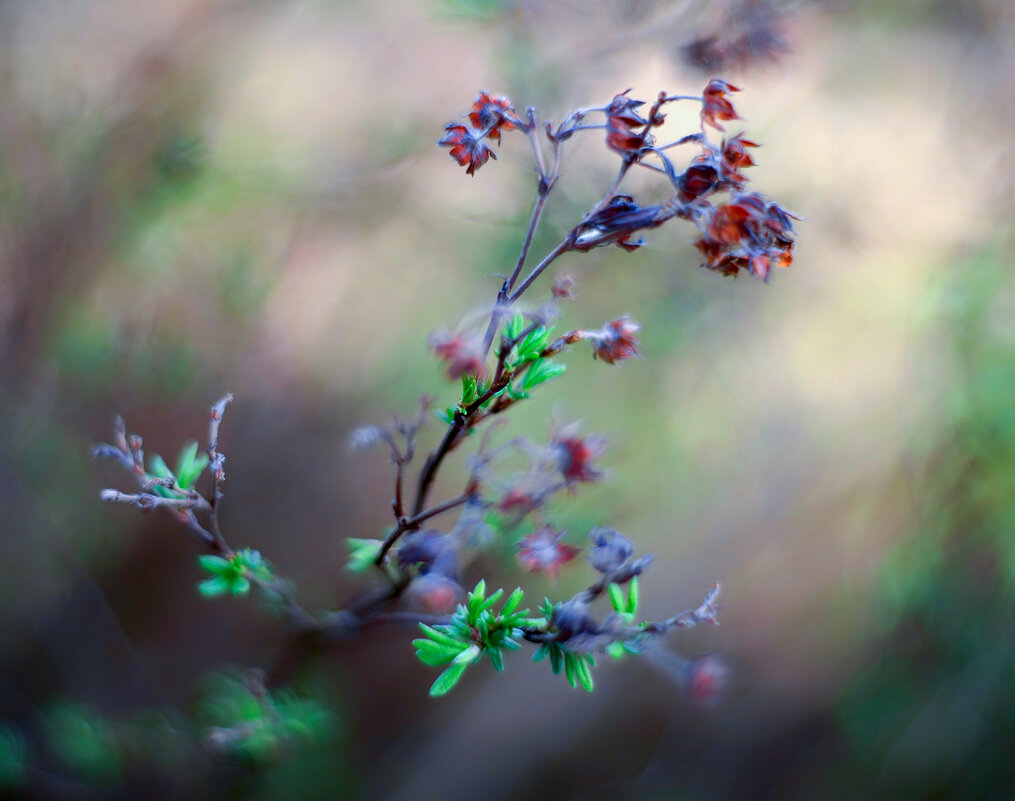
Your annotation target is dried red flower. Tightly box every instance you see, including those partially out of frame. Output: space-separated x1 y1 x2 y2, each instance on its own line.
468 91 518 143
551 424 606 485
722 133 759 171
517 525 581 580
695 194 796 280
551 275 576 300
429 331 488 379
707 200 759 244
604 90 650 157
701 79 741 132
406 573 465 615
684 654 729 705
588 317 640 365
498 485 542 515
439 124 496 176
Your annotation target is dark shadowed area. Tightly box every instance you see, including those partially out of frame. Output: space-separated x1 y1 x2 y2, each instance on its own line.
2 0 1015 799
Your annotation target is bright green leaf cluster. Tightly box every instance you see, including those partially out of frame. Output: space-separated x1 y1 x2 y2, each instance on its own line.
148 441 209 497
461 373 479 407
522 358 565 392
175 441 209 490
505 314 552 369
412 581 535 696
345 538 382 574
532 642 597 692
502 314 566 400
504 312 526 341
528 599 597 691
605 576 646 659
198 549 273 598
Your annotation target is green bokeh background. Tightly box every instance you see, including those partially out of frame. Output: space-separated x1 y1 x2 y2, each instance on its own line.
2 0 1014 798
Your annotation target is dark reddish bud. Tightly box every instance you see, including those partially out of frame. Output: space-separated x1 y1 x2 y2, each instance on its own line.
438 124 496 176
468 91 518 142
684 654 729 705
701 79 741 132
588 317 640 365
429 331 488 380
517 525 581 580
573 195 674 252
677 163 720 203
405 573 465 615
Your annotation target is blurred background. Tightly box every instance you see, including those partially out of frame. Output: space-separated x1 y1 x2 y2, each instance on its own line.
2 0 1014 798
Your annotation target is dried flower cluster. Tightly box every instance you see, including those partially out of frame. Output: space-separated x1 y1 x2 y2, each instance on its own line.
95 80 796 742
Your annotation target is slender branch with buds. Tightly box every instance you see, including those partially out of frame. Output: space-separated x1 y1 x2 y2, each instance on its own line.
94 79 797 705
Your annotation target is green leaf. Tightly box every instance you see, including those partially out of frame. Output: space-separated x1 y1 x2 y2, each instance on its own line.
606 642 625 659
564 653 577 687
627 576 640 614
198 554 231 575
574 657 595 692
414 645 464 667
175 441 209 490
345 538 382 574
453 644 482 665
507 385 530 401
501 587 524 617
418 623 467 649
488 647 504 671
516 326 552 363
149 454 173 479
522 359 566 391
505 312 525 340
478 587 504 613
199 576 230 598
412 638 465 661
549 645 563 675
467 580 486 617
235 549 273 582
230 576 251 596
460 374 477 407
608 583 625 613
429 663 468 696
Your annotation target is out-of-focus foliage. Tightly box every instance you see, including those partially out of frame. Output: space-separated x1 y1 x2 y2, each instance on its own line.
829 246 1015 799
197 670 334 764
